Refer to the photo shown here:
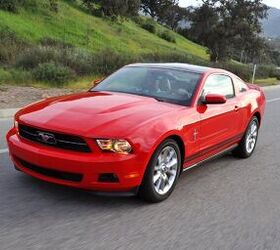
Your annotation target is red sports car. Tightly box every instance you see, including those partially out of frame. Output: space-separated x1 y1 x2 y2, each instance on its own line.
6 63 266 202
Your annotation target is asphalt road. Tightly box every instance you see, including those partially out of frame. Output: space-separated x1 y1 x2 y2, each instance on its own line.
0 87 280 250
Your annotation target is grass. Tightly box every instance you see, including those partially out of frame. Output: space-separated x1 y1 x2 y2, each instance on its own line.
254 78 279 86
0 1 208 59
0 66 100 89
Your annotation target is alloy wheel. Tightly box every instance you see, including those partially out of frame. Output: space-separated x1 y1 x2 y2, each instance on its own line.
153 146 179 195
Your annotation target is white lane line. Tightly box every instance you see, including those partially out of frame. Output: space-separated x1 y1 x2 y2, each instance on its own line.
267 97 280 103
0 148 8 154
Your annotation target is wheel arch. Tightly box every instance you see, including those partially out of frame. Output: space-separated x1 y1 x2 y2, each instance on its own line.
164 135 185 171
253 111 261 125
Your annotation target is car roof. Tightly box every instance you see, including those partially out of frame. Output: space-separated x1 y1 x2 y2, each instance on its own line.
126 63 227 74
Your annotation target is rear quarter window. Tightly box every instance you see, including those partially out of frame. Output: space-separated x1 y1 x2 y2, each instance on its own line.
235 78 248 93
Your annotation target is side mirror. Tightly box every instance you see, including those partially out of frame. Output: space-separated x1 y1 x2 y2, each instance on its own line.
202 93 227 104
91 79 103 87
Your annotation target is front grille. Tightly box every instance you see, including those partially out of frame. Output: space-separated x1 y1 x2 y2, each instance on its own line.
18 124 91 153
16 157 83 182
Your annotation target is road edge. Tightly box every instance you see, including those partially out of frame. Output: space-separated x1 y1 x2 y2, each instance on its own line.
0 85 279 119
0 108 19 119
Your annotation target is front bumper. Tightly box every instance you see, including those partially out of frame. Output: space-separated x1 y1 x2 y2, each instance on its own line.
6 128 147 192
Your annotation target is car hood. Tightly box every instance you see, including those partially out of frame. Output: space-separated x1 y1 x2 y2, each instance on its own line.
17 91 183 137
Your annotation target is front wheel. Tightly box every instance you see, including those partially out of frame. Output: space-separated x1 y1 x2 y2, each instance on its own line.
138 139 181 203
233 116 259 158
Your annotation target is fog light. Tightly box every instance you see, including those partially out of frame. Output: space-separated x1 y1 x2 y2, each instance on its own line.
98 173 119 183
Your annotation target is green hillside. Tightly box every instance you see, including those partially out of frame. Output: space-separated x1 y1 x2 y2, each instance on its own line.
0 0 209 87
0 1 208 58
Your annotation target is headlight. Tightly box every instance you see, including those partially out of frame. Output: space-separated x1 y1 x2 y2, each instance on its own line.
96 139 132 154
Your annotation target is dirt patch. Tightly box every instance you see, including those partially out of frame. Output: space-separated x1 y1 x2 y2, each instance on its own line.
0 85 84 109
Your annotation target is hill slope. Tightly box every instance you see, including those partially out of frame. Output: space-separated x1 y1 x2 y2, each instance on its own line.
0 1 208 59
262 7 280 38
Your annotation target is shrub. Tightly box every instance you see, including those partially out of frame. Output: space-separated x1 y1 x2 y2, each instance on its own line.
158 30 176 43
255 64 278 79
141 22 156 34
63 48 96 75
32 62 74 85
16 45 96 75
49 0 58 12
93 49 138 75
131 16 144 26
213 62 253 81
0 68 33 84
0 67 11 83
0 0 18 12
39 37 73 49
0 0 37 12
16 46 62 69
0 29 28 65
141 51 206 65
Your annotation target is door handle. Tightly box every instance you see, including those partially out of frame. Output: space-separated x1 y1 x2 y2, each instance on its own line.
234 105 240 111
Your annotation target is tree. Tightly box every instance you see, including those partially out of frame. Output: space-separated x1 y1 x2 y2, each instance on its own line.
158 4 189 30
141 0 178 19
82 0 141 18
187 0 268 62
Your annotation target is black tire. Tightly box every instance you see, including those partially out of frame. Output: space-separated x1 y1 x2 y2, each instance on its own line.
138 139 182 203
233 116 259 158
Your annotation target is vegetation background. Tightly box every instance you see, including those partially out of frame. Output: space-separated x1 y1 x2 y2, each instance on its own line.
0 0 279 88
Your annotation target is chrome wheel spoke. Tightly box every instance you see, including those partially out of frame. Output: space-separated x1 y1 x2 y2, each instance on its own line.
156 175 162 190
153 171 161 183
167 158 177 169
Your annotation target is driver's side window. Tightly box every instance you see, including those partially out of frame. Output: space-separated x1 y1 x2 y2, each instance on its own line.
203 74 235 99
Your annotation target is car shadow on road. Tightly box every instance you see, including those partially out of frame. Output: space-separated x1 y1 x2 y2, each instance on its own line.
15 173 151 210
12 152 243 208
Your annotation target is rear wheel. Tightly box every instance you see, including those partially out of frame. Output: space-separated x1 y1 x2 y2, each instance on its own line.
233 116 259 158
138 139 181 203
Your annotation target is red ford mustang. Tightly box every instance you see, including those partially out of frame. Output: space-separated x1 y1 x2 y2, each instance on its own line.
7 63 266 202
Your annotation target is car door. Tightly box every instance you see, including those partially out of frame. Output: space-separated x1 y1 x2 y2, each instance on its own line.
198 74 240 153
233 77 251 133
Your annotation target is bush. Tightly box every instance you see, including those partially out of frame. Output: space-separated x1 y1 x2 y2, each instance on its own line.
16 46 62 69
16 44 96 75
213 62 253 81
93 49 138 75
0 67 11 83
0 29 28 65
255 65 278 79
0 68 33 84
32 62 74 85
141 22 156 34
210 62 280 82
39 37 73 49
0 0 18 12
49 0 58 12
0 0 37 12
141 51 206 65
131 16 144 26
158 30 176 43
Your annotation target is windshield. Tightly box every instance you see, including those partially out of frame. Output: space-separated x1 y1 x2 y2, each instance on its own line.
92 66 202 106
